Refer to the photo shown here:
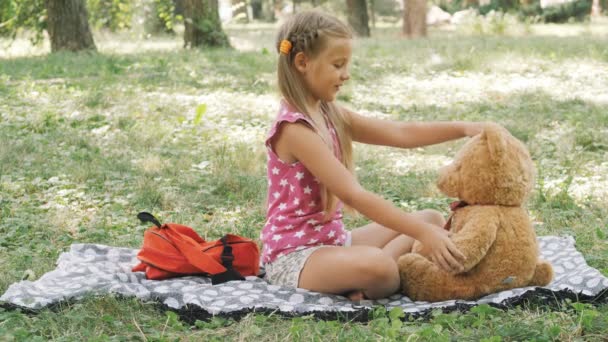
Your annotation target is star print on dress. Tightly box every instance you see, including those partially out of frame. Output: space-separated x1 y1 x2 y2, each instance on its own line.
261 100 348 264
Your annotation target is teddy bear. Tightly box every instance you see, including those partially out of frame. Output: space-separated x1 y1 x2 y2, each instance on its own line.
398 123 554 302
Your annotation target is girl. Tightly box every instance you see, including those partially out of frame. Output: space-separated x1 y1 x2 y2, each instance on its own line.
261 10 486 300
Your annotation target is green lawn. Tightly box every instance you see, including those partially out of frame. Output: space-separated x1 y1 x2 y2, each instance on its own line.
1 21 608 340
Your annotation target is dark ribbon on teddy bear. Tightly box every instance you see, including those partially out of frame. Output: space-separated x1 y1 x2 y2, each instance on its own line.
443 201 469 231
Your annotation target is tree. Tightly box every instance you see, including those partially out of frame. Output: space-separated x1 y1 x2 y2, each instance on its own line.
591 0 601 16
346 0 370 37
46 0 97 51
183 0 229 48
402 0 426 38
1 0 46 44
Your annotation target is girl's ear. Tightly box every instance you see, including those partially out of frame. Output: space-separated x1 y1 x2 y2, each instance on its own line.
294 52 308 74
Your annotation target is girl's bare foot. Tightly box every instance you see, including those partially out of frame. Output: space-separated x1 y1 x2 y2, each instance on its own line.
346 290 366 301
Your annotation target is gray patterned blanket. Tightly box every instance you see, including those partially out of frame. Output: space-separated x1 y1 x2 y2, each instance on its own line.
2 236 607 321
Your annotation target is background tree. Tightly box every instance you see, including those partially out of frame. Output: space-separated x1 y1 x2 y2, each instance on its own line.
0 0 46 43
183 0 229 48
87 0 132 31
251 0 263 19
346 0 370 36
402 0 426 38
46 0 97 51
591 0 601 15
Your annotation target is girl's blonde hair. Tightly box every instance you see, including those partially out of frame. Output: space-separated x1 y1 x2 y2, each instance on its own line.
276 10 355 220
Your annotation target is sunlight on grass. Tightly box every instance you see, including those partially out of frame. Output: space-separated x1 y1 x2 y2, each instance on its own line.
355 59 608 109
1 22 607 341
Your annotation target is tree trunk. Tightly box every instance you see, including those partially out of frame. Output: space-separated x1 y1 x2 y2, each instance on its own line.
346 0 370 37
369 0 376 29
251 0 263 19
402 0 426 38
591 0 601 16
183 0 230 48
45 0 96 52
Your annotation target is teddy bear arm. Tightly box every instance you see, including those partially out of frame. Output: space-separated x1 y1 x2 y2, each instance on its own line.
451 215 499 273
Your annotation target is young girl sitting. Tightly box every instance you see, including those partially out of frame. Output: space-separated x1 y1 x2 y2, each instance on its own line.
261 10 486 301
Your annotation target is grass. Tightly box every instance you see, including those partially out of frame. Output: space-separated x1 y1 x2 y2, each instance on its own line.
1 20 608 340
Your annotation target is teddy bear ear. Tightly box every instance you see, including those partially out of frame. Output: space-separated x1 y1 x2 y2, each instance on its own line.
481 124 507 162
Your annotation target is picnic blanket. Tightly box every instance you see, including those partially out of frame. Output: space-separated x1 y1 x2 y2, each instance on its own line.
2 236 607 322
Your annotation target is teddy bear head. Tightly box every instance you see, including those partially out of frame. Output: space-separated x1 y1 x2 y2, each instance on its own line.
437 124 535 206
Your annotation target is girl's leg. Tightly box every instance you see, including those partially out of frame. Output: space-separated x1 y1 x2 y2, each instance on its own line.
350 209 446 261
298 245 400 300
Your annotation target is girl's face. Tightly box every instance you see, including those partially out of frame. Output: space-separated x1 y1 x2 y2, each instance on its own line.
299 37 352 105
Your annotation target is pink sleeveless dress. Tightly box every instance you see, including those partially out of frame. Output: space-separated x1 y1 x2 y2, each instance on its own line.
261 100 349 271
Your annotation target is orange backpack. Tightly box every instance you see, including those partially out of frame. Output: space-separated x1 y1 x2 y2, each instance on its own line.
132 212 261 285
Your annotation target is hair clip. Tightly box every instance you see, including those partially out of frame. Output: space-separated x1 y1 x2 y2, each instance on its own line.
279 39 292 55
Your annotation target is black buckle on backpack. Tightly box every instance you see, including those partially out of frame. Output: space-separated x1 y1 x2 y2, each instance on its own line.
211 236 245 285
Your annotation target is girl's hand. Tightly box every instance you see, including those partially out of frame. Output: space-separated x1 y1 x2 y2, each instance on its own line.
463 122 488 137
419 225 466 273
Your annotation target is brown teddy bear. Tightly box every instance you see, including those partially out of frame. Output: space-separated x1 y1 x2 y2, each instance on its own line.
398 123 554 302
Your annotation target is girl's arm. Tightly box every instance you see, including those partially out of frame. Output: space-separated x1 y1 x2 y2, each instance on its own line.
344 107 485 148
279 122 466 272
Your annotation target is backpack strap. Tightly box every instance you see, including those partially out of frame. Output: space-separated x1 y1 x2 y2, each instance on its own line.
210 236 245 285
137 212 163 228
164 227 228 275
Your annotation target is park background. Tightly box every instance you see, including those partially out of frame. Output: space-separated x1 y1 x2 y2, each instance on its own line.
1 0 607 340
